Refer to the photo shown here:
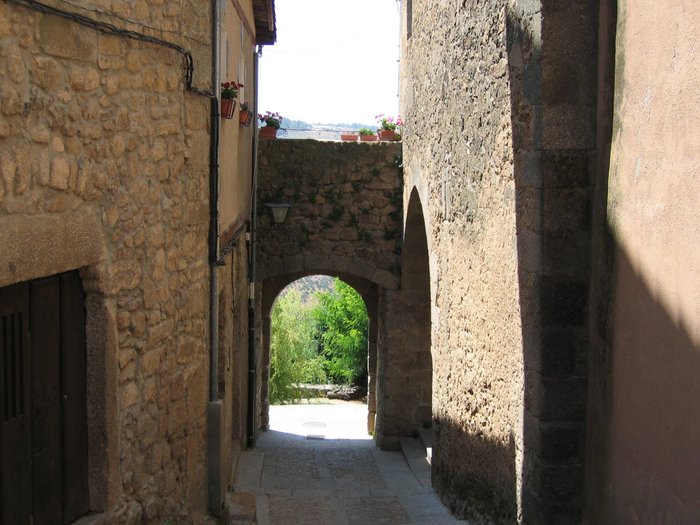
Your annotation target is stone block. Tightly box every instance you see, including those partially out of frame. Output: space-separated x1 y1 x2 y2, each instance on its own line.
0 84 23 116
141 347 164 377
543 187 590 232
542 104 595 151
535 419 583 461
122 381 140 408
526 372 587 422
539 328 578 377
542 232 591 277
0 154 17 192
541 57 596 106
540 277 588 327
372 269 398 289
68 64 101 91
226 492 256 521
39 16 97 62
530 457 584 501
49 156 71 190
303 254 329 271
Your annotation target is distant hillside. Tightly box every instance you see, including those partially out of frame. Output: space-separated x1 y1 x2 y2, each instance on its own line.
278 118 376 141
282 275 335 304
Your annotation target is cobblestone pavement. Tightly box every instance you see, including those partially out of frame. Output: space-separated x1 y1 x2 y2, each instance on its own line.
231 401 467 525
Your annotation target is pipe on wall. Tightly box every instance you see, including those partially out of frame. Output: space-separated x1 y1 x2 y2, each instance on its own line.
208 0 221 404
246 45 262 448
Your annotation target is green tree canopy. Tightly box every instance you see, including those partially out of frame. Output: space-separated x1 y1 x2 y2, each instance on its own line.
269 289 326 404
312 278 368 385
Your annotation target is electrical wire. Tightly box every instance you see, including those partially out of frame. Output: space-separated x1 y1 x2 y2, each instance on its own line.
52 0 212 48
5 0 214 98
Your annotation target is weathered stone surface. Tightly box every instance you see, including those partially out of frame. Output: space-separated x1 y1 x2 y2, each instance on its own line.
0 1 217 522
399 1 594 522
257 140 402 289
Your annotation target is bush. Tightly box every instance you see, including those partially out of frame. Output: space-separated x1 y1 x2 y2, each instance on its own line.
269 289 326 404
312 279 368 386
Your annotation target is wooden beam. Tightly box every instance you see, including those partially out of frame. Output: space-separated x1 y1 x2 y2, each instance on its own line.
230 0 255 42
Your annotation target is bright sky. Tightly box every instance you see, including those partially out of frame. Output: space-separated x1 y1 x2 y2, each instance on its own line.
258 0 400 126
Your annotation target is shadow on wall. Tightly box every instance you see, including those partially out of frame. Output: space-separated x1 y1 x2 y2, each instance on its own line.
432 422 517 522
587 245 700 523
508 2 595 522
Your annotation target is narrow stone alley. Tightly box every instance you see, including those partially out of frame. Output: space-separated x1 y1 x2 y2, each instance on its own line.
229 402 465 525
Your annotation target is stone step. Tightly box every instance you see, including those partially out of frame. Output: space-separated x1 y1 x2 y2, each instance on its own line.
225 492 257 524
417 426 434 464
399 436 432 488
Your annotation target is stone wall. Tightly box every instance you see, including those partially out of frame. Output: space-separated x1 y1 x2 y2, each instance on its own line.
401 3 524 521
256 139 403 289
256 139 417 442
217 239 251 492
400 1 596 522
0 0 213 521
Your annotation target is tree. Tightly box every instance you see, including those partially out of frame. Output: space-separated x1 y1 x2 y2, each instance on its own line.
312 279 368 385
269 289 326 403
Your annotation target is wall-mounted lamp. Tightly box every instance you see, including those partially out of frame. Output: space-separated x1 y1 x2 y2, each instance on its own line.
264 203 292 224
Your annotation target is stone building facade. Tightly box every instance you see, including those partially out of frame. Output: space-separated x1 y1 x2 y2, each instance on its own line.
0 0 274 522
2 0 697 523
255 139 434 445
399 0 699 523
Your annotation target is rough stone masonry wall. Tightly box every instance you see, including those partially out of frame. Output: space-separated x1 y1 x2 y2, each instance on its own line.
400 1 596 523
256 139 405 441
401 2 524 522
256 139 402 288
217 239 250 474
0 1 212 522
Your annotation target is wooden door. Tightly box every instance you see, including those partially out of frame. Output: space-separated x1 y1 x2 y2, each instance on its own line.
0 271 88 524
0 282 32 523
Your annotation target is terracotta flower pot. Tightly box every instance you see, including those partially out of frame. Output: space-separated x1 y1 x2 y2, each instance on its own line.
341 133 359 142
220 98 236 119
239 109 253 127
378 129 397 141
259 126 278 139
359 134 378 142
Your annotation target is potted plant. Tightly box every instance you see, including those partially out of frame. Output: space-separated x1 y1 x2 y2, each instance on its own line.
220 80 243 119
259 111 283 139
340 131 359 141
239 101 253 127
375 114 403 141
358 127 377 142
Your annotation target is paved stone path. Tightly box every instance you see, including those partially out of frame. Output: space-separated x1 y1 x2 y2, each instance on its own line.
231 401 466 525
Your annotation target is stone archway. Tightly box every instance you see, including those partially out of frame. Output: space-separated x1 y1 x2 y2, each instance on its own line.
255 139 404 443
401 188 432 429
259 270 380 435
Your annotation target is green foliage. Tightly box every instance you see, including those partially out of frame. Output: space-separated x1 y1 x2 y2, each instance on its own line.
269 290 326 404
269 278 369 405
312 279 368 385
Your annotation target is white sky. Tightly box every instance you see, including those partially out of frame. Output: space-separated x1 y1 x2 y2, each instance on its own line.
258 0 400 126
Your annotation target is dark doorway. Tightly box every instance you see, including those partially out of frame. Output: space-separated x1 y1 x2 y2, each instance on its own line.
1 270 89 524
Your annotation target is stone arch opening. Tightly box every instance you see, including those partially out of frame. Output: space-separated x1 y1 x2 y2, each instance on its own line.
260 271 380 435
401 188 432 429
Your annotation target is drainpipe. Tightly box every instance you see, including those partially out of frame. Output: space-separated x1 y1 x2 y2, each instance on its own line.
207 0 224 515
246 45 261 448
208 0 221 404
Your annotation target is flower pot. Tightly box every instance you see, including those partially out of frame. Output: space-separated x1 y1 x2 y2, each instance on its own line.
239 109 253 127
359 134 378 142
378 129 397 141
259 126 278 139
341 133 358 142
220 98 236 119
